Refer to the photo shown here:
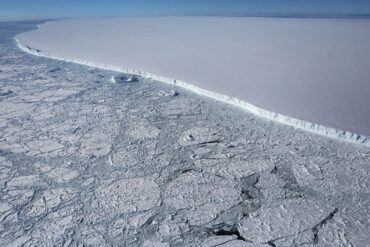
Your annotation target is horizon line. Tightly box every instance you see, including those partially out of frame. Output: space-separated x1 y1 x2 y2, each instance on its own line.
2 13 370 22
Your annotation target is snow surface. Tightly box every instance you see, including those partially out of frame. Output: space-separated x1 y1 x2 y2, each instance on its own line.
3 21 370 246
16 17 370 145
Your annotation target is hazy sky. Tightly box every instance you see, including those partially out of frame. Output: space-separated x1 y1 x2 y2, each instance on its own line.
1 0 370 21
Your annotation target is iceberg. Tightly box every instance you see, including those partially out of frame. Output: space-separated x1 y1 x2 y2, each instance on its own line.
15 17 370 147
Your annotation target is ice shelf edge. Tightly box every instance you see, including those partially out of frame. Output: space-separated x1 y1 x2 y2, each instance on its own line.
14 37 370 148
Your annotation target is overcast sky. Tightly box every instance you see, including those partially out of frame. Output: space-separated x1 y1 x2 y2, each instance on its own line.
1 0 370 21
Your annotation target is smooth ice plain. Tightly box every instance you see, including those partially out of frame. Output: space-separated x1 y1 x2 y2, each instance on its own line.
1 20 370 246
16 17 370 140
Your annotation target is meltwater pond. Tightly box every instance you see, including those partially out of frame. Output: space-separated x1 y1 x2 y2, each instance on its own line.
1 21 370 247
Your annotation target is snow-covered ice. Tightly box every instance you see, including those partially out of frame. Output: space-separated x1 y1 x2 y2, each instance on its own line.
16 17 370 145
1 20 370 246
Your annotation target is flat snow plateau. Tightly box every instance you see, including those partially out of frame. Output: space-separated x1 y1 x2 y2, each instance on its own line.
16 17 370 141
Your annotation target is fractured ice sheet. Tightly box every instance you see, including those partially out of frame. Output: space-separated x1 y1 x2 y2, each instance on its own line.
7 175 40 188
1 21 370 246
238 199 335 244
292 161 323 187
45 167 79 183
203 236 271 247
93 177 160 216
194 158 274 179
164 171 241 225
317 207 370 246
179 127 219 147
79 133 112 157
126 118 161 139
25 188 76 217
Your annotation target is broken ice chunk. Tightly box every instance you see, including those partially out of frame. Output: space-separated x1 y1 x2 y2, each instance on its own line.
179 127 219 146
238 199 335 244
110 74 139 83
